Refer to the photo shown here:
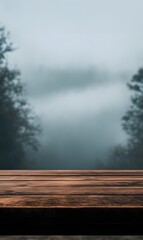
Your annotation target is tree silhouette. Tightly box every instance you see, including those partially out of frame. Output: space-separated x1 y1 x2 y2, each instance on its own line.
121 68 143 168
0 26 41 169
122 68 143 143
107 68 143 169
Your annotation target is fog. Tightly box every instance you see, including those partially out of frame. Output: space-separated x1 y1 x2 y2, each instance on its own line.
24 68 130 169
0 0 143 168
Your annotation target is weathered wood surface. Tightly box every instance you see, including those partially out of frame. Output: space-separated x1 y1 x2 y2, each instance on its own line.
1 170 143 235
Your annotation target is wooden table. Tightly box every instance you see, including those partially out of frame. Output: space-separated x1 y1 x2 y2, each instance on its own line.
1 170 143 235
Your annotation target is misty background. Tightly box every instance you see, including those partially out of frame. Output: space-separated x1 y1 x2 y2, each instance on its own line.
1 0 143 169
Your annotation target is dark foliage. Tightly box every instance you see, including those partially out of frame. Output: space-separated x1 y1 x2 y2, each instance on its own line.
0 27 41 169
107 68 143 169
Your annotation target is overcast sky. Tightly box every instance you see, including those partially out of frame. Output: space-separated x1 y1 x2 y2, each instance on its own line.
1 0 143 71
0 0 143 168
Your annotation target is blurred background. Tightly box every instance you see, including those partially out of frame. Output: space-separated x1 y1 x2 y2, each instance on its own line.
1 0 143 169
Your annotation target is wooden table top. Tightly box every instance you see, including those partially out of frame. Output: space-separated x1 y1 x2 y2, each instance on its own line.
1 170 143 208
1 170 143 235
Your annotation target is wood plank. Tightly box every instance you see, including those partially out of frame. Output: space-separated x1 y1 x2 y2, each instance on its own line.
1 170 143 235
1 195 143 207
1 170 143 175
1 179 143 186
1 186 143 195
2 175 143 180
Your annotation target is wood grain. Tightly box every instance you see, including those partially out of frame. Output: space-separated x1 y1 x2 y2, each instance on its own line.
1 170 143 175
1 170 143 235
1 170 143 206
